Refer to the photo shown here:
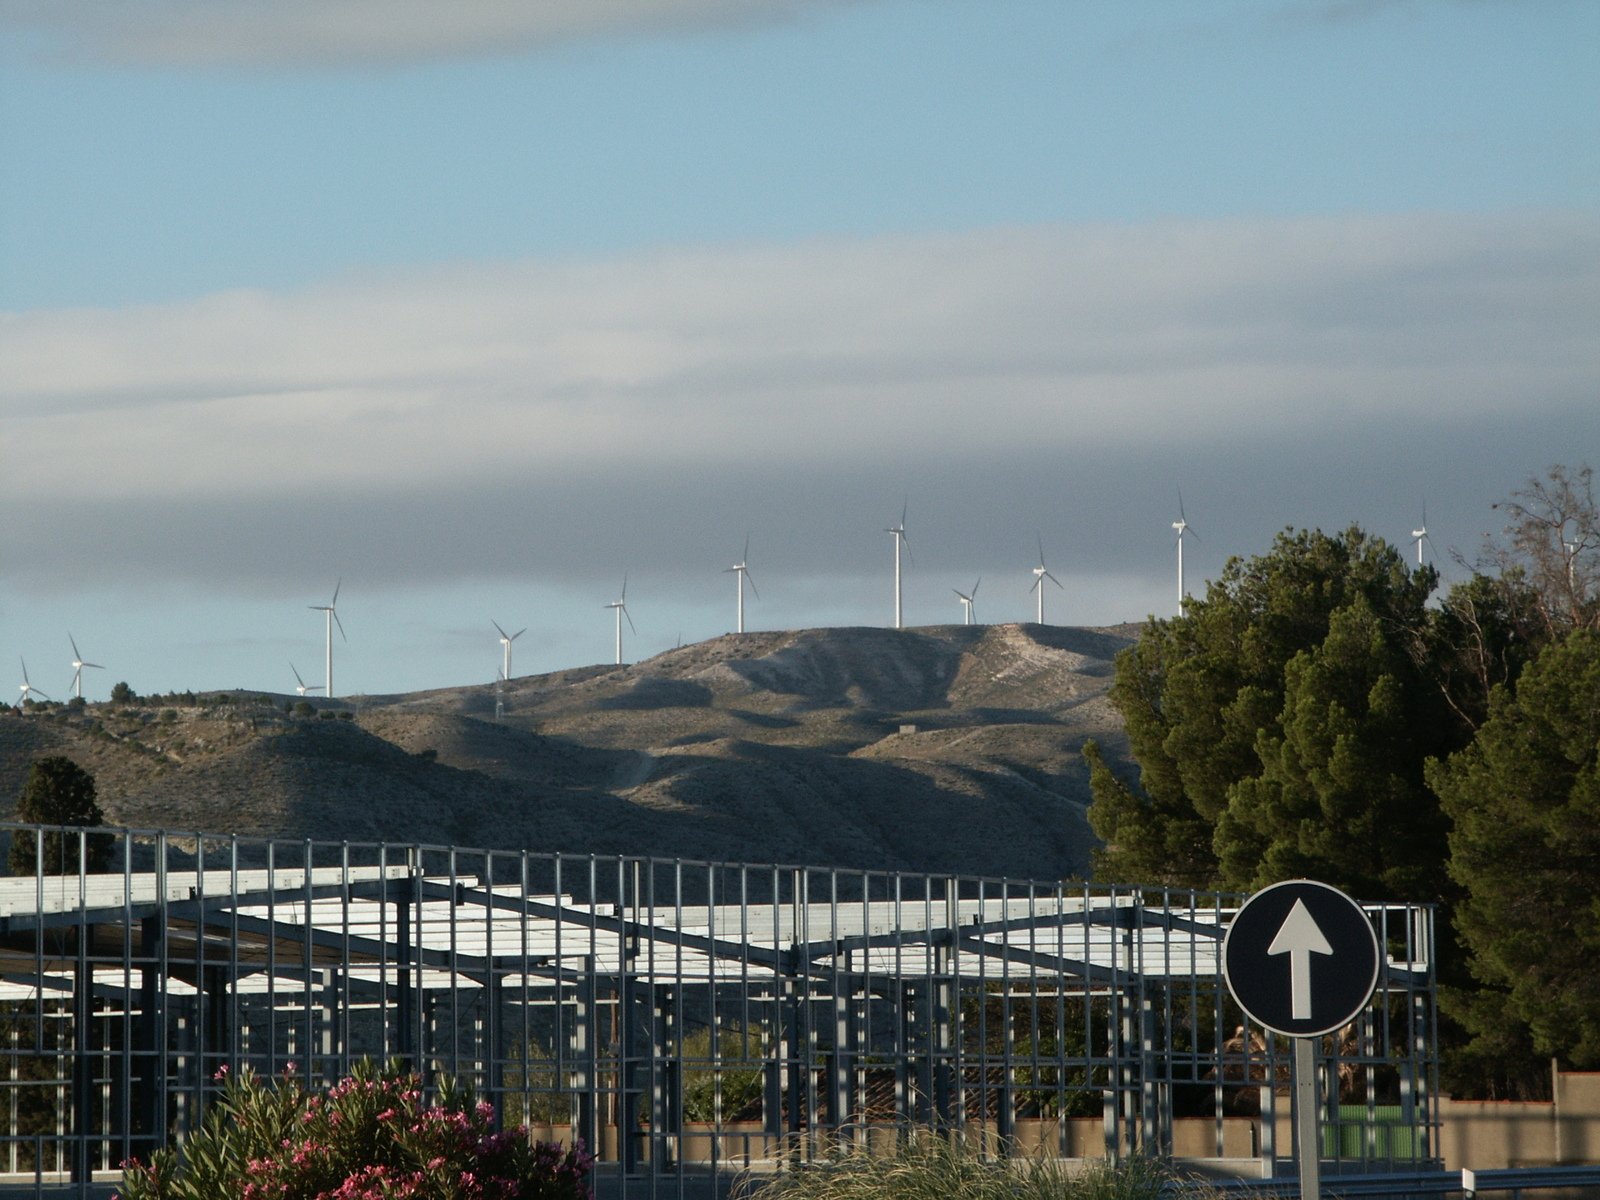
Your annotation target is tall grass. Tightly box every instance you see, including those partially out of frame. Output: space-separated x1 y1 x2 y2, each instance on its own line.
737 1134 1203 1200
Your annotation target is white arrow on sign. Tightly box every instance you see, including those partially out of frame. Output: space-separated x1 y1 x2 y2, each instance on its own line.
1267 898 1335 1020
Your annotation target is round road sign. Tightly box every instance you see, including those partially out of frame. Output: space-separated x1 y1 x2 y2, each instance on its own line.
1222 879 1380 1038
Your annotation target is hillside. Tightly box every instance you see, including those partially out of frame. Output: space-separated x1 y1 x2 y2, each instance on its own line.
0 622 1137 882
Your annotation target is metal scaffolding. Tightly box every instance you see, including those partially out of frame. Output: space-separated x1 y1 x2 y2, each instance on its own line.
0 823 1439 1196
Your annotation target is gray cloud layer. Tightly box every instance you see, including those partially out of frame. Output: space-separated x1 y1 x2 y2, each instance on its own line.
2 0 872 66
5 212 1597 607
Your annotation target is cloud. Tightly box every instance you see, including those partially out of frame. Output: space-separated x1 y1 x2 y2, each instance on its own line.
1 0 875 67
4 211 1597 595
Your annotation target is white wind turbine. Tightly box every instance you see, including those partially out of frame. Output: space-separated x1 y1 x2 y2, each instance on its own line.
953 578 980 626
724 535 759 634
886 502 911 630
309 580 346 700
1411 503 1434 567
1029 536 1063 625
493 620 526 681
1173 491 1201 616
17 658 49 707
605 576 635 665
67 634 104 700
290 663 323 698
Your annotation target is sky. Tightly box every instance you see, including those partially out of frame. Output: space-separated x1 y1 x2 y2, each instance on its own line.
2 0 1597 701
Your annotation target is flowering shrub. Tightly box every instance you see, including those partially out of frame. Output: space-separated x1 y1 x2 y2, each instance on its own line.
116 1059 592 1200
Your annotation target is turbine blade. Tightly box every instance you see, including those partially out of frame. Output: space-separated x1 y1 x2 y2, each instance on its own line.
624 607 637 634
1177 488 1187 523
69 633 81 659
331 578 341 606
1047 571 1063 588
511 628 526 641
743 532 750 562
333 609 347 642
747 573 760 600
493 619 509 640
972 578 981 597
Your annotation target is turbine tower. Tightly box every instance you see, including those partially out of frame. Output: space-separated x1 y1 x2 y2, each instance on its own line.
309 580 346 700
290 663 323 698
605 576 635 665
1173 491 1201 616
886 502 910 630
17 658 48 707
952 578 980 626
724 535 759 634
493 620 526 682
67 634 104 700
1029 536 1063 624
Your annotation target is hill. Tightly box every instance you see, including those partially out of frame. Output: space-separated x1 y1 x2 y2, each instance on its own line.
0 623 1137 881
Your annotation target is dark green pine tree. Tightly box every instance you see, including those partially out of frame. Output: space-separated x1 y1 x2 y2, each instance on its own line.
1427 630 1600 1069
1214 594 1453 902
1087 525 1437 891
9 756 112 876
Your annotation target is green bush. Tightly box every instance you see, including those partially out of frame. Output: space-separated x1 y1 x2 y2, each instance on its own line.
115 1059 592 1200
681 1024 765 1123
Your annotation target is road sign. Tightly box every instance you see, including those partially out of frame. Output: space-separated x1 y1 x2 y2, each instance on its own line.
1223 879 1380 1038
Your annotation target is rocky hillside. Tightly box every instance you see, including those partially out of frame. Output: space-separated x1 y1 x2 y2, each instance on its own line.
0 622 1137 882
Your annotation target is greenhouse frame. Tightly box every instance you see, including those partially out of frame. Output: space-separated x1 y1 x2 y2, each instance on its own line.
0 823 1440 1197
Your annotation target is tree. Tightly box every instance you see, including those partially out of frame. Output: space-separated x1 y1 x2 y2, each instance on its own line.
1426 630 1600 1070
9 757 112 876
1485 464 1599 640
110 681 136 705
1087 526 1445 897
1214 595 1453 901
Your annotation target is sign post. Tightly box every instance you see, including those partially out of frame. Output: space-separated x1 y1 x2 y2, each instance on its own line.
1223 880 1380 1199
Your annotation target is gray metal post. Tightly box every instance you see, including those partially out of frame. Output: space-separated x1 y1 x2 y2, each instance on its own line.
573 958 598 1157
71 925 94 1186
1295 1037 1321 1200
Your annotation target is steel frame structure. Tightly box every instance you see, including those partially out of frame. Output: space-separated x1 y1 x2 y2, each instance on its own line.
0 823 1439 1196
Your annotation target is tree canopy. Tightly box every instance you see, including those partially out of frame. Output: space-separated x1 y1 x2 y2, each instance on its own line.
1427 630 1600 1069
1087 525 1455 902
9 756 111 876
1084 465 1599 1094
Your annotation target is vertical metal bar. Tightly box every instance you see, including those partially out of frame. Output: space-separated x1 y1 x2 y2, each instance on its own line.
1295 1037 1321 1200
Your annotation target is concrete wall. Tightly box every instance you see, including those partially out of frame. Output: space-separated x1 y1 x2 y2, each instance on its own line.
1440 1069 1600 1170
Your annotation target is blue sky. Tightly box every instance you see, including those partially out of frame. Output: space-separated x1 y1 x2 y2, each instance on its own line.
2 0 1598 699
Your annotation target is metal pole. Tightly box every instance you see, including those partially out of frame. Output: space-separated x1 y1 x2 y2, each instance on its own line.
1295 1037 1321 1200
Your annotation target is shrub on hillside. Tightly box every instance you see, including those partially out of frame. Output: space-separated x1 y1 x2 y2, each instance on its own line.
115 1059 591 1200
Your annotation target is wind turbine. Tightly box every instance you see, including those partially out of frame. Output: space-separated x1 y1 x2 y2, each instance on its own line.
493 620 526 681
1173 491 1201 616
1029 536 1063 624
953 578 980 626
1411 502 1432 567
309 580 346 700
724 535 759 634
17 659 48 707
887 502 911 630
289 663 323 698
605 576 635 665
67 634 104 700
